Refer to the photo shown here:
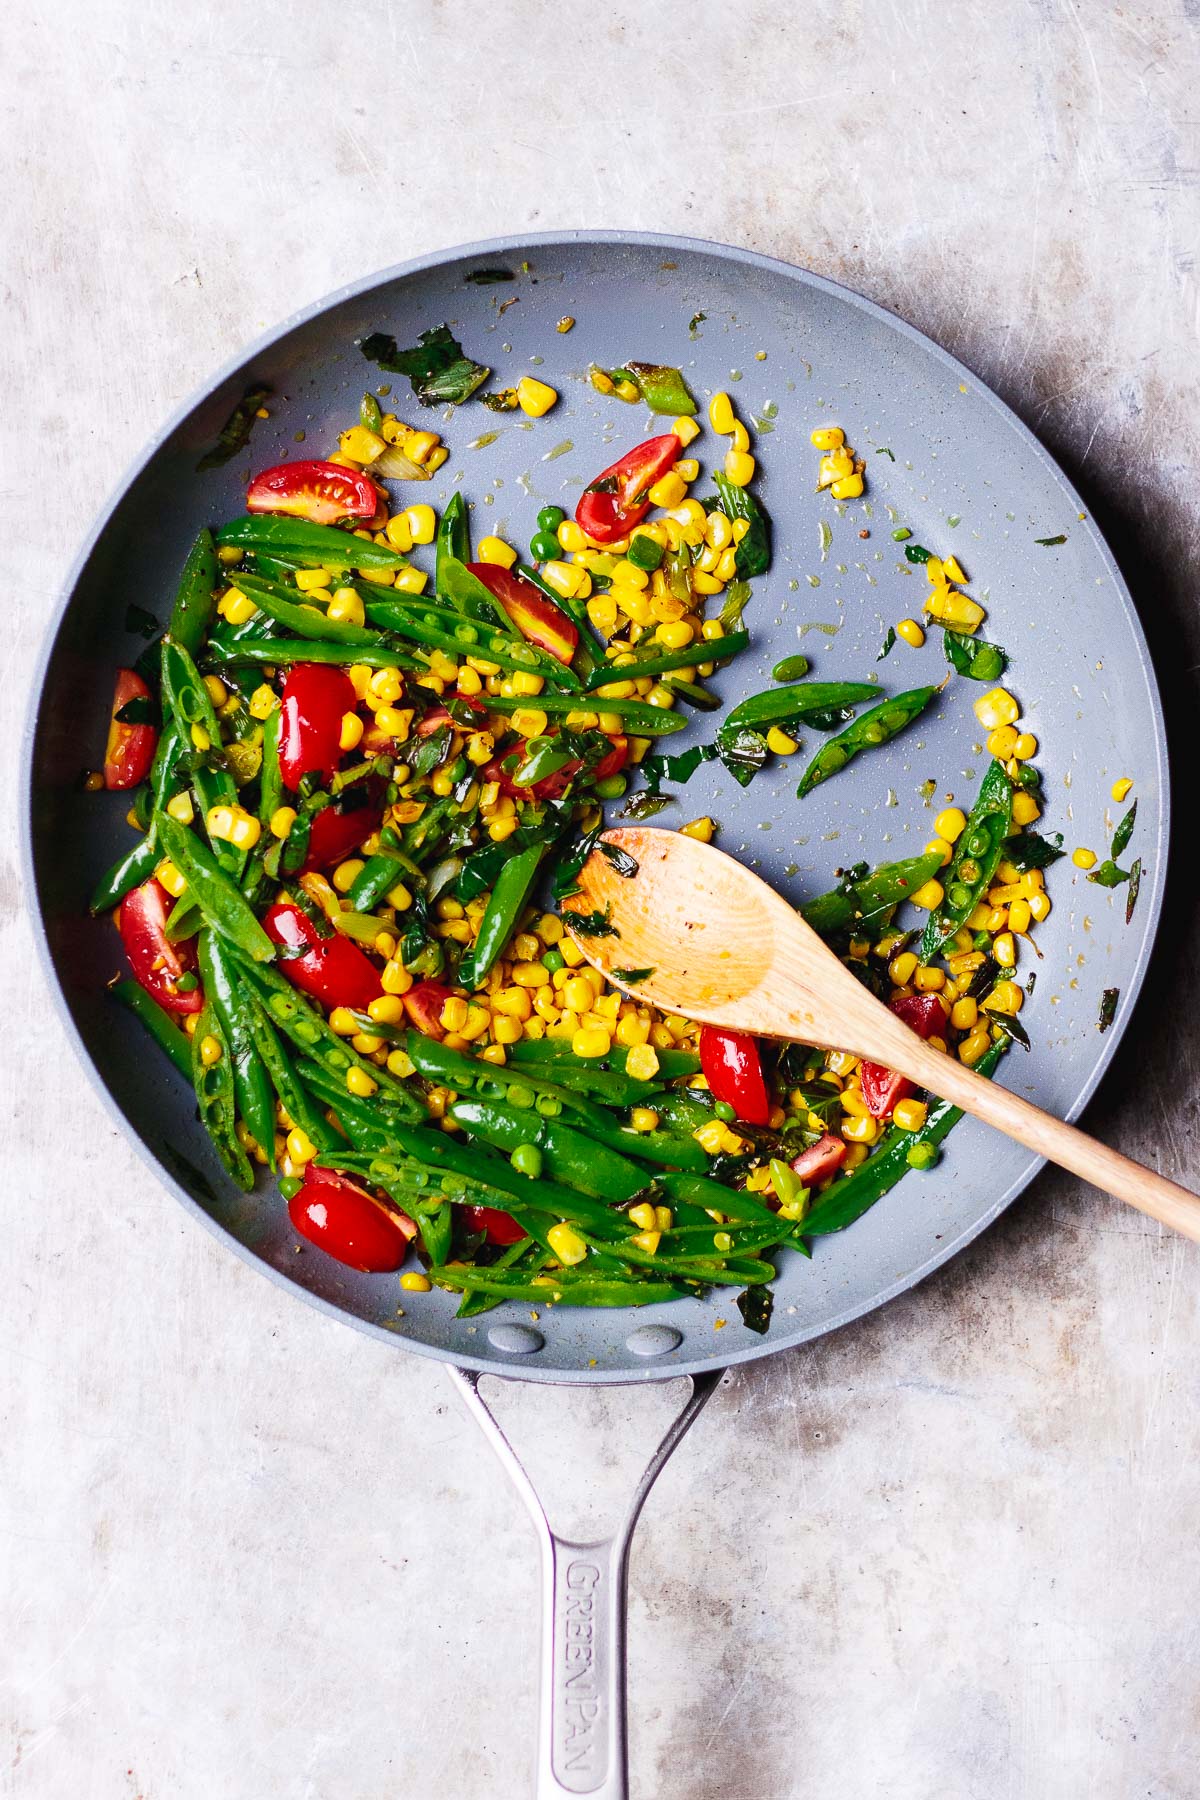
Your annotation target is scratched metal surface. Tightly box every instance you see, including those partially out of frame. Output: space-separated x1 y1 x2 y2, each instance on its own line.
4 4 1200 1797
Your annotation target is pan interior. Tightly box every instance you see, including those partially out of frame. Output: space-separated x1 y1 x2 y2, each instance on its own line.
25 233 1167 1383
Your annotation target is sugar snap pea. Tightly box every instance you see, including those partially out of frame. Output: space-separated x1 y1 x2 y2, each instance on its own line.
431 1266 690 1307
232 954 424 1118
800 851 945 940
89 722 186 912
723 680 877 735
109 977 193 1079
216 514 409 570
206 637 417 670
484 692 687 735
449 1099 651 1202
457 843 547 989
191 1002 254 1191
797 684 941 797
154 812 276 962
436 491 470 590
365 598 580 690
918 759 1013 961
231 571 387 646
198 929 276 1164
160 639 244 875
582 630 748 692
167 529 218 658
243 1003 339 1153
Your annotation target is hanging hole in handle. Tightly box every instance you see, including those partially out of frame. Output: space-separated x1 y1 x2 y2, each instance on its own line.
470 1374 707 1543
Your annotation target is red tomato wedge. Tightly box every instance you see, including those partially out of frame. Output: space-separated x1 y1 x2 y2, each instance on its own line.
465 562 579 665
246 459 377 525
263 902 382 1012
575 434 682 545
487 733 627 802
461 1204 527 1246
289 1165 416 1272
302 799 384 871
858 992 947 1117
791 1133 846 1186
278 663 357 790
104 668 158 791
402 980 454 1039
119 877 203 1015
698 1026 771 1127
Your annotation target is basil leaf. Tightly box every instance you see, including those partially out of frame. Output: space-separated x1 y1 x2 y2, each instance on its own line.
360 324 490 407
196 383 271 471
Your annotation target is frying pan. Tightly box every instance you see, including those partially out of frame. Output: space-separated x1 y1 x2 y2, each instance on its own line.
22 233 1168 1798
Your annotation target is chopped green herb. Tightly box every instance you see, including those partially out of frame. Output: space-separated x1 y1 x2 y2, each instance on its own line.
688 311 706 337
599 842 639 878
876 447 896 461
1125 858 1142 924
904 543 932 564
1006 831 1065 872
892 526 912 541
360 324 490 407
1087 860 1130 889
463 268 515 284
1035 534 1068 546
719 580 752 631
736 1284 774 1334
877 627 897 662
612 968 654 984
1098 987 1119 1032
564 906 619 940
1111 801 1137 861
944 630 1008 682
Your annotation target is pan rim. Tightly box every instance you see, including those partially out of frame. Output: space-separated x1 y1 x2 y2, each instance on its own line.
21 228 1170 1385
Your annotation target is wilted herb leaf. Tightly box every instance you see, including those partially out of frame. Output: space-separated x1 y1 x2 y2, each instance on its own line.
196 383 271 471
360 324 490 406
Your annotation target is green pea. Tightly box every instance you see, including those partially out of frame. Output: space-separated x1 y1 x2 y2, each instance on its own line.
906 1143 939 1171
279 1175 305 1200
542 949 565 973
175 972 200 993
892 527 912 542
713 1101 737 1123
511 1142 544 1179
593 774 628 799
1017 765 1041 790
947 882 972 912
966 831 990 857
530 529 560 562
537 505 565 534
507 1082 537 1109
771 655 811 682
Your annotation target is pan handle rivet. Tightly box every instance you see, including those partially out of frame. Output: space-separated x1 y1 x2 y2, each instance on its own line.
626 1324 682 1357
487 1323 545 1355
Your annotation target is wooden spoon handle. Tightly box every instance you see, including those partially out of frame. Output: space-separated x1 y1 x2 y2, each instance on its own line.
903 1042 1200 1239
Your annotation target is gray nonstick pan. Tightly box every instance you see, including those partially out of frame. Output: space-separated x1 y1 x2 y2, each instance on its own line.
22 233 1168 1798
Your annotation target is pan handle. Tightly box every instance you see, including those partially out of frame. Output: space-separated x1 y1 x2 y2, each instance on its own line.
449 1366 722 1800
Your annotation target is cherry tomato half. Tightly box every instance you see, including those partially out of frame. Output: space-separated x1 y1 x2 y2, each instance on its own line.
698 1026 771 1127
103 668 158 791
790 1133 846 1186
278 663 357 791
263 902 382 1012
402 980 455 1039
119 877 203 1014
575 434 682 546
302 798 385 871
461 1204 527 1246
289 1165 416 1272
858 992 947 1118
246 459 378 525
465 562 579 665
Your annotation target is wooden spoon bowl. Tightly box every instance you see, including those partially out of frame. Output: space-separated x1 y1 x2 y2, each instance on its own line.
567 828 1200 1241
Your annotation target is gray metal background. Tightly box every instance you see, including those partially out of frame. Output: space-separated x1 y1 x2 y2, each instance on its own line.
22 232 1168 1383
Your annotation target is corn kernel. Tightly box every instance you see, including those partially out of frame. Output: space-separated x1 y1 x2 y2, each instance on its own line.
648 471 688 509
842 1114 880 1144
914 965 945 992
218 591 258 625
384 513 414 553
393 565 428 595
925 837 953 868
830 471 864 499
950 996 978 1031
402 504 436 545
369 667 403 705
766 726 799 756
548 1223 588 1265
723 448 756 486
541 559 584 600
335 710 364 753
346 1066 377 1098
669 414 700 446
974 687 1020 730
895 618 925 649
572 1026 611 1059
1012 733 1038 761
809 426 845 450
381 960 414 996
1111 777 1133 803
934 808 967 844
400 1271 432 1292
1072 847 1097 870
339 425 386 464
889 951 918 986
986 724 1020 760
286 1127 318 1165
630 1107 660 1133
993 931 1017 967
517 376 558 417
959 1028 992 1066
199 1034 222 1067
477 534 517 569
924 590 986 631
893 1099 928 1132
709 392 735 434
626 1043 660 1081
165 791 194 824
631 1230 661 1255
910 878 944 911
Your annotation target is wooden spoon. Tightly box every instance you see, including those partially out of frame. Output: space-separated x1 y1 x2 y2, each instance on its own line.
565 827 1200 1241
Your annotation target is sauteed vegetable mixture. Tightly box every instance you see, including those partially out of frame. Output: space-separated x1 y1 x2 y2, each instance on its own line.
88 331 1107 1331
